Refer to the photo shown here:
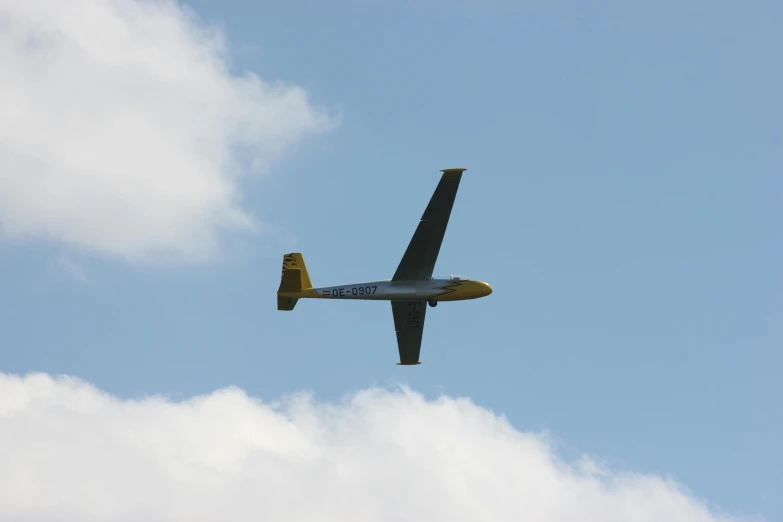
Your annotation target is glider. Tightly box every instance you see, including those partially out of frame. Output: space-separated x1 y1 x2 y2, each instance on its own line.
276 168 492 365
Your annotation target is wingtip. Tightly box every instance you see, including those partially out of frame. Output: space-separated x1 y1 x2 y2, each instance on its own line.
397 361 422 366
440 168 466 180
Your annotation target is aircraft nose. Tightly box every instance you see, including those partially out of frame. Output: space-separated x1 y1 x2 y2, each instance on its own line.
482 281 493 296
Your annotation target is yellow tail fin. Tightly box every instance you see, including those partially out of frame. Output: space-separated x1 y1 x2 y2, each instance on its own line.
281 253 313 289
277 253 314 311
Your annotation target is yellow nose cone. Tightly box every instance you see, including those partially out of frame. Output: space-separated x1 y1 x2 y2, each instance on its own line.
436 280 494 301
480 281 493 296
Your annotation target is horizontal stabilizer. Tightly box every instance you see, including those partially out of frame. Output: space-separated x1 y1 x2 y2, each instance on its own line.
278 295 298 311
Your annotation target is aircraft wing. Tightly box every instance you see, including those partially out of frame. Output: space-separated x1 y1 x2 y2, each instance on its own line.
391 300 427 365
391 168 466 281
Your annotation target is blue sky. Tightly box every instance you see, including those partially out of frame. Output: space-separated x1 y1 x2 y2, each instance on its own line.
0 1 780 520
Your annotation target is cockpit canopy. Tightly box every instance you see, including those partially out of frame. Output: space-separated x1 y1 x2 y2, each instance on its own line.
431 274 470 281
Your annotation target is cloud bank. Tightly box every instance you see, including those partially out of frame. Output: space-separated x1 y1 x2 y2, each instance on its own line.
0 372 741 522
0 0 333 264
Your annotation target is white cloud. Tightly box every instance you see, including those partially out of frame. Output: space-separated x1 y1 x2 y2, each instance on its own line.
0 0 334 264
0 371 745 522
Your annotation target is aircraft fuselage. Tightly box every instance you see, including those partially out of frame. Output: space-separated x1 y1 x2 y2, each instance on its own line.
281 276 493 303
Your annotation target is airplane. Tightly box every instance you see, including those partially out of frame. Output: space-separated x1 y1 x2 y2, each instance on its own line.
276 168 493 365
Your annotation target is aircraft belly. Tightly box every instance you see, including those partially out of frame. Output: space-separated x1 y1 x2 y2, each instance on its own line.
310 278 490 302
313 280 461 301
314 281 420 301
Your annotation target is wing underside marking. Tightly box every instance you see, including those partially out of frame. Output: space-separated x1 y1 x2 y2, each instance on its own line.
391 300 426 365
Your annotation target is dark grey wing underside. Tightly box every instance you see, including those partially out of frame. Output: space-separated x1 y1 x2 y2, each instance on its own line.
391 169 465 282
391 300 427 365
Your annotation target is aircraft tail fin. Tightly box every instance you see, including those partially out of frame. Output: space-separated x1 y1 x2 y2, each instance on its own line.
277 253 314 311
281 253 313 289
279 268 304 293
